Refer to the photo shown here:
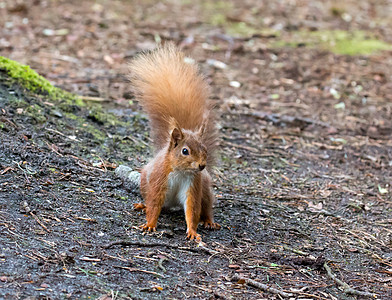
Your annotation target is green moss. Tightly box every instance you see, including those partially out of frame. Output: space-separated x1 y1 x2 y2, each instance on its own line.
202 0 233 16
64 112 79 120
26 104 46 123
88 107 108 124
64 111 106 142
330 6 346 17
8 97 28 109
200 0 280 38
202 1 236 31
85 124 106 142
88 106 118 125
273 30 392 55
226 22 258 37
332 34 391 55
204 8 258 37
88 105 130 128
210 13 226 26
0 56 84 105
0 56 149 164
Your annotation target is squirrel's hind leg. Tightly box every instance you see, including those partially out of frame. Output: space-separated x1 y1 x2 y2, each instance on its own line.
200 173 221 230
133 169 148 212
140 165 167 233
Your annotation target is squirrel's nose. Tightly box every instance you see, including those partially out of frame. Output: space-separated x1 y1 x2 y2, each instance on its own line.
199 164 205 171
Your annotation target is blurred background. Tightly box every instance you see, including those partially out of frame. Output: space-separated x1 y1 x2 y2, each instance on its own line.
1 0 391 127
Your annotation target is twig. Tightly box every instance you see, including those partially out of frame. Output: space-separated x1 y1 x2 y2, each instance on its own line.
197 242 219 255
0 116 19 129
73 216 97 222
231 274 293 298
104 240 179 249
323 262 377 297
222 140 260 154
39 52 80 64
104 240 218 255
289 291 329 300
45 141 63 157
45 128 65 137
187 283 211 292
96 155 108 172
79 96 108 102
79 257 101 262
103 253 132 263
0 166 14 175
282 245 309 256
113 265 166 278
21 201 50 232
187 282 228 299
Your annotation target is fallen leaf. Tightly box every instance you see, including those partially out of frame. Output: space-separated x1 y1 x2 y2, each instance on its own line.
334 102 345 109
378 184 388 194
307 201 323 211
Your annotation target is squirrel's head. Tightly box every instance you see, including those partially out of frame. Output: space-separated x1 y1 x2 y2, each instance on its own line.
168 118 208 173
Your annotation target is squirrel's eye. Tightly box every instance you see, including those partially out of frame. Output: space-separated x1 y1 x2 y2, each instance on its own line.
182 148 189 155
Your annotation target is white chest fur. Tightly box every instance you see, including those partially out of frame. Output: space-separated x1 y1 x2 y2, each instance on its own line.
163 171 194 209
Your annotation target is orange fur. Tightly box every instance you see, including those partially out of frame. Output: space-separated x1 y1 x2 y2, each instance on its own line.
185 173 202 241
139 151 172 232
129 43 218 167
129 43 220 241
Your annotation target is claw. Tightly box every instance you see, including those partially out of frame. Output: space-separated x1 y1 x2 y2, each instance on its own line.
186 230 201 242
139 223 156 232
202 221 221 230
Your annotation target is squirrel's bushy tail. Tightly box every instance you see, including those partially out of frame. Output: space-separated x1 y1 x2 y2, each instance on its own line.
129 43 218 164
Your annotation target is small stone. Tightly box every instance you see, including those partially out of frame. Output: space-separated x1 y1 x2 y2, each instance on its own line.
229 81 241 88
207 59 227 69
51 110 63 118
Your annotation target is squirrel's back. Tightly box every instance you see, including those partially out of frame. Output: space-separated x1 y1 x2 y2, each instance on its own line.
129 43 218 163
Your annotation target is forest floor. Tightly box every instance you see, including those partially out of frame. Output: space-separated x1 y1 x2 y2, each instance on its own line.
1 0 392 299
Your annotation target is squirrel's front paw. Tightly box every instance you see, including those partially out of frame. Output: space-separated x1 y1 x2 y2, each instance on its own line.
140 223 156 232
186 230 201 242
202 221 221 230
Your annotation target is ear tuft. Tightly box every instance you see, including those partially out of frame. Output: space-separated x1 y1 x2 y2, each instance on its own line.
198 115 208 138
171 127 183 147
168 117 183 147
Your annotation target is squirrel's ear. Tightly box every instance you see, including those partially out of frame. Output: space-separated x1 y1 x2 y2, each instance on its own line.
170 127 183 148
169 117 183 148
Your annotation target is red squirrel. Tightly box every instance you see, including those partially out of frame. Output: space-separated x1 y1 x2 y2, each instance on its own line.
128 43 220 241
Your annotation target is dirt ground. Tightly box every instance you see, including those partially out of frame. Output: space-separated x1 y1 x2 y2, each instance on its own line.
1 0 392 299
